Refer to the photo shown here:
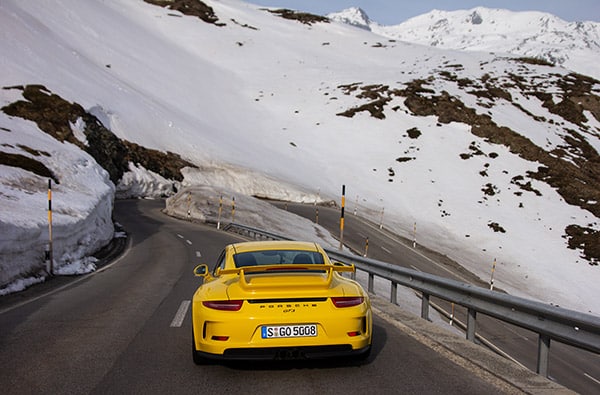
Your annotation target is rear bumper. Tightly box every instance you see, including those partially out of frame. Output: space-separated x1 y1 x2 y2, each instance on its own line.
192 299 373 357
197 344 371 361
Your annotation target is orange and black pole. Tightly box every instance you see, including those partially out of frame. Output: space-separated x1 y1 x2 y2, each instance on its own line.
217 195 223 229
47 179 54 275
339 185 345 250
231 196 236 223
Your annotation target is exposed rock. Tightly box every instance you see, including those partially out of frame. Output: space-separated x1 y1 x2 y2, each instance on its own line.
1 85 196 185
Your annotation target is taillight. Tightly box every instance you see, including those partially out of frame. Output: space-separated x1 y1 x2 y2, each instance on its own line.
202 300 243 311
331 296 364 308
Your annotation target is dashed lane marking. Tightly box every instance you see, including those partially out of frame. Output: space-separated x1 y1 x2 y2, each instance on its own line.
170 300 191 328
584 373 600 385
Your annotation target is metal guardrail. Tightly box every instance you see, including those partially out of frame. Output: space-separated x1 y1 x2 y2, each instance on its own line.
223 222 600 377
223 223 292 242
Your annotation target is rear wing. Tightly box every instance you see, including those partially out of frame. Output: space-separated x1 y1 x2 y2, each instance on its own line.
216 263 355 289
218 263 355 275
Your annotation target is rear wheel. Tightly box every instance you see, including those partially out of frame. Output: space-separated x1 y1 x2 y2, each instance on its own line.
192 329 210 365
356 344 372 361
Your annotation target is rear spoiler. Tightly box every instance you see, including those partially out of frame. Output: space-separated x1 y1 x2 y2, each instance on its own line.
217 263 355 289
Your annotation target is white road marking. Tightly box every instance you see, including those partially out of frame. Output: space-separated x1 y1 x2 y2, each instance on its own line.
196 251 202 258
584 373 600 385
381 246 392 254
186 239 192 245
170 300 191 328
177 234 184 239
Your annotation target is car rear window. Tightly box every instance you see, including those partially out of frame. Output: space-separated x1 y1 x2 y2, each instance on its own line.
233 250 325 267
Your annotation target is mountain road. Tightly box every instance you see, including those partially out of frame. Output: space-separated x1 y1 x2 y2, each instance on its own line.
0 199 587 394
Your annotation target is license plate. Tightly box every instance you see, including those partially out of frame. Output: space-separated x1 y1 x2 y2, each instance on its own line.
261 324 318 339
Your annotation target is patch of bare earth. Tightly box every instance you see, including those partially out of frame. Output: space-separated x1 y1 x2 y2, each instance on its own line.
336 66 600 265
1 85 195 186
0 151 57 184
144 0 222 25
265 9 329 25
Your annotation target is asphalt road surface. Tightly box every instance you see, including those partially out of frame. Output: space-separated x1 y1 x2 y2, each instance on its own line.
0 199 517 394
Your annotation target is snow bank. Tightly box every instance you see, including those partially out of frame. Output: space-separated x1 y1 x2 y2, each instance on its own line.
164 184 339 249
117 162 178 199
0 113 114 291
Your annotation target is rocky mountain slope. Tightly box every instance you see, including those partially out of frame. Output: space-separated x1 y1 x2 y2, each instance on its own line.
1 0 599 313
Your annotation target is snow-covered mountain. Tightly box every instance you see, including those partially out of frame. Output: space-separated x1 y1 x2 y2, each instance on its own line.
327 7 371 30
329 7 600 80
1 0 599 316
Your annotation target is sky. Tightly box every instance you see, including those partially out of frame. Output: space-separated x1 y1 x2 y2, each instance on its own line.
255 0 600 24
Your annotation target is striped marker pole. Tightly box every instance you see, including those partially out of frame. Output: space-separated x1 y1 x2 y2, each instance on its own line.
231 196 236 223
413 222 417 248
490 258 497 290
364 237 369 257
315 207 319 224
339 185 345 250
186 192 191 218
47 179 54 276
217 195 223 229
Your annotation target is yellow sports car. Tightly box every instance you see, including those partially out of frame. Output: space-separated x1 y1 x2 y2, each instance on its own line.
191 240 372 363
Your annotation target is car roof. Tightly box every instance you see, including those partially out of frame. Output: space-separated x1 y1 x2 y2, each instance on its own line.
230 240 321 254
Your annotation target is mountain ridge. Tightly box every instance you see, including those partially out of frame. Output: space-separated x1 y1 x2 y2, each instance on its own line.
328 6 600 80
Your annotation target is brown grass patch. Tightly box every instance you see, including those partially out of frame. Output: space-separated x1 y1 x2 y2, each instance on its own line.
0 151 58 183
2 85 195 184
335 70 600 264
144 0 222 25
266 9 329 25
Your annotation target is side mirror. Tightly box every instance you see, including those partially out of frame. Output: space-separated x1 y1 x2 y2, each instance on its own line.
193 264 209 277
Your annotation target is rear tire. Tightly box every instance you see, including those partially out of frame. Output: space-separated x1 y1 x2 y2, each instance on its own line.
356 344 371 361
192 329 209 365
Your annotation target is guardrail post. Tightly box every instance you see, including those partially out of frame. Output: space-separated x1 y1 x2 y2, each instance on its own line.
537 334 550 377
421 293 430 321
368 273 375 294
466 308 477 342
390 282 397 305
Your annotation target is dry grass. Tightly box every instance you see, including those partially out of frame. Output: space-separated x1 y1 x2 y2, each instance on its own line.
0 151 58 184
336 70 600 264
2 85 195 185
144 0 222 25
265 9 329 25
